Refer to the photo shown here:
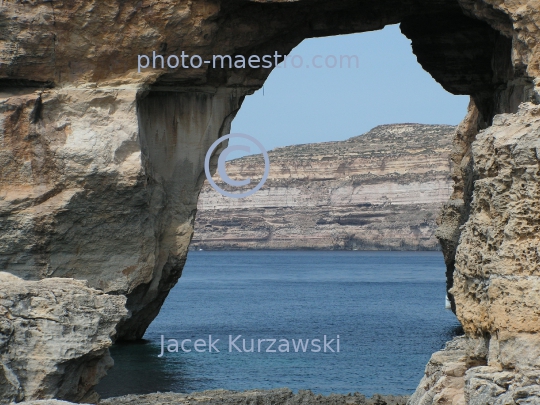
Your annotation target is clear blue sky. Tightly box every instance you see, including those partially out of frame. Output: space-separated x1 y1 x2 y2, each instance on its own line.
229 24 469 154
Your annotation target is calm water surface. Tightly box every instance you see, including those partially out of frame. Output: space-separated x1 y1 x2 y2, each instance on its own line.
97 251 461 398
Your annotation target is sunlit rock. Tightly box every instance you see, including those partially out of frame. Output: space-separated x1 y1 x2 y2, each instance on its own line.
0 273 127 404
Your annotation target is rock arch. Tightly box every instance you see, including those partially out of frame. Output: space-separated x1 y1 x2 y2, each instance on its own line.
1 1 539 403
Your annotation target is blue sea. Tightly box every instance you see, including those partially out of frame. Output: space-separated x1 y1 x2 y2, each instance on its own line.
96 251 462 398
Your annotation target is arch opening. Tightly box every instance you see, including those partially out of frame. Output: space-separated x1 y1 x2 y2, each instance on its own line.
126 0 526 341
98 4 528 399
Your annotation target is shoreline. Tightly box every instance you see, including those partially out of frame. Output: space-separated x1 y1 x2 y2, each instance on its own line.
101 388 409 405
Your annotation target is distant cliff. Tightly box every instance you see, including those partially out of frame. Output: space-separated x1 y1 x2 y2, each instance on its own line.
192 124 455 250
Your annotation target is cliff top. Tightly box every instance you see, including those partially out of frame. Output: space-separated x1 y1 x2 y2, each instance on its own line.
233 124 455 164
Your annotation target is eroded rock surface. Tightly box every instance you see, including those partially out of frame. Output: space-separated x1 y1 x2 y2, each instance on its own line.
193 124 454 250
0 0 521 342
0 86 242 341
409 335 540 405
13 390 408 405
101 389 408 405
408 105 540 405
1 0 540 404
0 272 127 404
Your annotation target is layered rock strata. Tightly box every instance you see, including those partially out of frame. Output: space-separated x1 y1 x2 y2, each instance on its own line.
0 272 127 404
193 124 454 250
1 0 540 403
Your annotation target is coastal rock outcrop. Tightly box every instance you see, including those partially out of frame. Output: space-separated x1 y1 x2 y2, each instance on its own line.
410 102 540 405
0 0 519 342
105 389 408 405
193 124 454 250
14 389 408 405
409 336 540 405
0 272 127 404
0 86 242 342
1 0 540 403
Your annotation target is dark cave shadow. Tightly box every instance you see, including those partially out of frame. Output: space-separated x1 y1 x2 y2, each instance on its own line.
95 339 207 398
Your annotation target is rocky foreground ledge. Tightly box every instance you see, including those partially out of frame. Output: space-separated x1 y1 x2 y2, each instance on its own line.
0 273 128 404
16 389 408 405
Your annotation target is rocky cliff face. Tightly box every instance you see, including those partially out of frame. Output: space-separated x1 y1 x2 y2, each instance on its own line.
1 0 540 403
193 124 454 251
0 272 127 404
411 103 540 405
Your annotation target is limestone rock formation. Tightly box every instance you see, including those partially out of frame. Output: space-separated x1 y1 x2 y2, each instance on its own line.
13 390 408 405
2 0 540 404
0 0 518 342
193 124 454 250
408 337 484 405
409 335 540 405
0 272 127 404
411 103 540 405
454 104 540 341
101 389 408 405
0 86 241 342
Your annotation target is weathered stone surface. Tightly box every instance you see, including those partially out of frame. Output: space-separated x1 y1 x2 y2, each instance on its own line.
409 103 540 404
0 85 242 342
193 124 454 250
408 102 540 404
2 0 540 404
13 390 408 405
0 272 127 404
453 103 540 339
408 335 540 405
100 389 408 405
408 336 486 405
